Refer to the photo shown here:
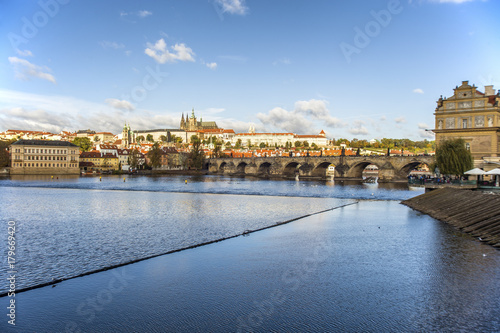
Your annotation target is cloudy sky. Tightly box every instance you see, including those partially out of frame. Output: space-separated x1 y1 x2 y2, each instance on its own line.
1 0 499 140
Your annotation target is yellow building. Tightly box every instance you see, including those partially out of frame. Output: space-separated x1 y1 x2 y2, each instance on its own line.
80 151 119 172
433 81 500 168
9 140 80 175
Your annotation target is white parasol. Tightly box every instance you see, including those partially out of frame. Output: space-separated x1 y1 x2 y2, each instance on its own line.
464 168 486 175
485 168 500 175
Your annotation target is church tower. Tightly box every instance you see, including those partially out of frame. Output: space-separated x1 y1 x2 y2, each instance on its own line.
188 108 197 131
180 113 186 130
122 122 129 148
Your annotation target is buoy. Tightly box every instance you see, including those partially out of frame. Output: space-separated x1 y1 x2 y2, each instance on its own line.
100 176 102 182
185 179 188 184
123 178 126 182
51 176 53 179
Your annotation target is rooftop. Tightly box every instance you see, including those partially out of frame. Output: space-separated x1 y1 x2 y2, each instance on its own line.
11 140 79 147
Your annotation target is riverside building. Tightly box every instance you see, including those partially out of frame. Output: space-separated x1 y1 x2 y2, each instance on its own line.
9 140 80 175
433 81 500 168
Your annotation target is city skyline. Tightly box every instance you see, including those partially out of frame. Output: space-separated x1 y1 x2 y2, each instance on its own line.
1 0 499 140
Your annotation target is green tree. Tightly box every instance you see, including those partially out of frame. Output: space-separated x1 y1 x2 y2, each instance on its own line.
435 138 473 175
129 149 141 169
0 140 14 167
303 141 309 148
146 134 154 142
136 135 145 143
147 142 162 168
235 139 242 149
259 142 266 148
294 141 302 148
188 139 205 170
311 143 318 150
190 135 200 144
160 135 168 142
72 137 92 152
94 136 100 142
213 144 223 158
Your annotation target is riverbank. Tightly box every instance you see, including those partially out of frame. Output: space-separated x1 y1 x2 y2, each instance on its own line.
402 188 500 249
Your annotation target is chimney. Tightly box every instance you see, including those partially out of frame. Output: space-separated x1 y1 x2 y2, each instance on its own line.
462 80 469 86
485 85 496 96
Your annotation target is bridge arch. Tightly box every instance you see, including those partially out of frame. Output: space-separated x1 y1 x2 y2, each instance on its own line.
236 162 247 174
219 161 227 173
399 161 432 177
258 162 272 176
347 161 382 179
283 162 300 177
311 161 336 178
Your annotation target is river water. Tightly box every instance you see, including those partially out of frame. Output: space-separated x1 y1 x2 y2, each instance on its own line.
0 175 499 332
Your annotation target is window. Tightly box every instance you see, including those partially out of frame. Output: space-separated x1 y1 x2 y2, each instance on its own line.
462 119 468 128
465 143 470 151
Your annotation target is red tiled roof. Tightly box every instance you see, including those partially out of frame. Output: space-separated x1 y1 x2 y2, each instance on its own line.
236 133 294 136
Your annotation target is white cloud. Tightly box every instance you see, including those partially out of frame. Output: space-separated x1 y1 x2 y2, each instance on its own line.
138 10 152 18
273 58 292 66
380 115 387 121
419 129 435 139
394 116 406 123
145 39 195 63
349 120 369 136
105 98 135 111
120 10 152 18
8 57 56 84
100 41 125 49
16 49 33 57
418 123 429 129
0 89 182 134
215 0 248 15
257 99 344 134
413 88 424 94
206 62 217 70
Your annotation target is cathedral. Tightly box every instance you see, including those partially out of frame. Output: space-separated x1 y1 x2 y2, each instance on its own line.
180 108 218 131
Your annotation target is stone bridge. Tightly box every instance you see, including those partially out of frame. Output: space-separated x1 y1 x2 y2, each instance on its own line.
208 155 435 182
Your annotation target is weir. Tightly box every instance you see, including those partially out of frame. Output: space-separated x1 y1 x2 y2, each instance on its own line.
402 188 500 249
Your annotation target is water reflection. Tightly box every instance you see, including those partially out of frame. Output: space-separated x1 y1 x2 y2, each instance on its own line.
0 174 423 201
0 185 352 294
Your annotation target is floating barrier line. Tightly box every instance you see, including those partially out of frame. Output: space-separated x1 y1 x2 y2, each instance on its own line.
0 201 358 298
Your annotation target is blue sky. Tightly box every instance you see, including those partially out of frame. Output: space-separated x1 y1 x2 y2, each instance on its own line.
1 0 499 140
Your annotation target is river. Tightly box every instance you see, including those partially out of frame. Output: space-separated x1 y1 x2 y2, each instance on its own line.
0 175 499 332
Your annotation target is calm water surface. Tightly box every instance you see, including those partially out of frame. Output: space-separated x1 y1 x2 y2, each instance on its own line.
0 175 499 332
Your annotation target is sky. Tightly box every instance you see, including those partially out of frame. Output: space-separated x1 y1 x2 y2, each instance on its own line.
1 0 499 141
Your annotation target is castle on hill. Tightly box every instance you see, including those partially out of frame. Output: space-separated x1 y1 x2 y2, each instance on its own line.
180 108 218 131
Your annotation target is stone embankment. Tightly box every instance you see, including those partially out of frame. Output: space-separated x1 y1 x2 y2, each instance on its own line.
402 188 500 249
